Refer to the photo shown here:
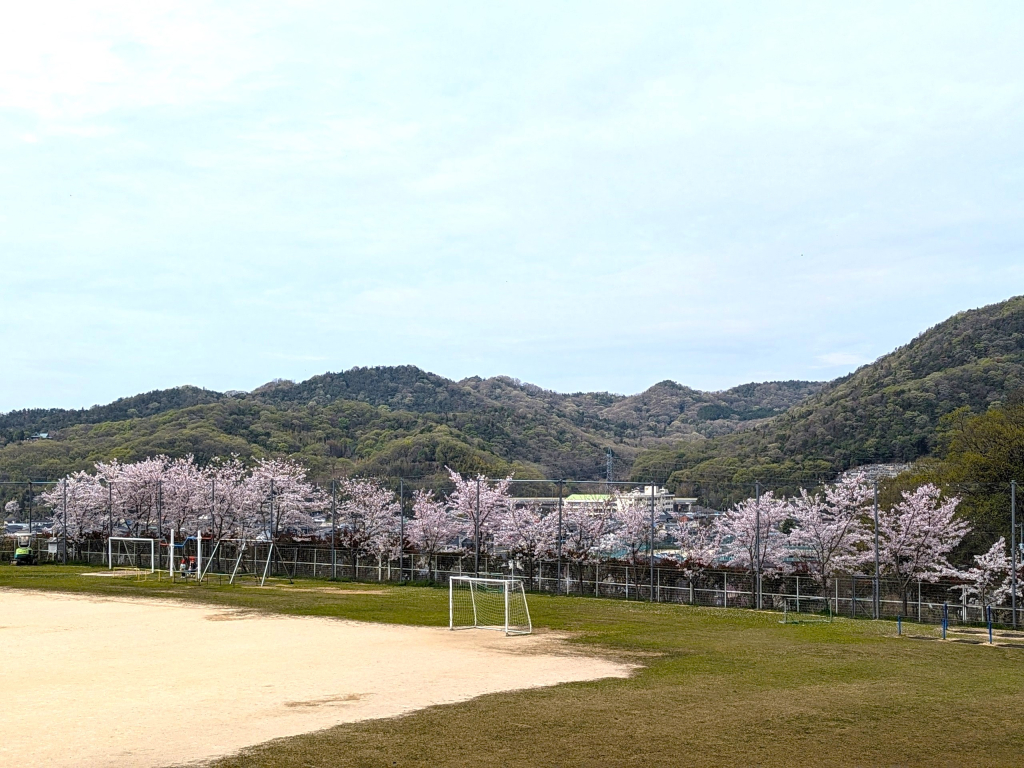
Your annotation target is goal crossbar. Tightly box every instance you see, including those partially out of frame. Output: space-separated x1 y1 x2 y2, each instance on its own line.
108 537 156 573
449 576 532 636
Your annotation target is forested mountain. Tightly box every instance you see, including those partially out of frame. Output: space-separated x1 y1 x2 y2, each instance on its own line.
633 295 1024 488
2 295 1021 489
0 386 225 437
0 369 820 486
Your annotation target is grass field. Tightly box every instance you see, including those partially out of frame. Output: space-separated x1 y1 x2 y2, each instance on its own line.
3 565 1023 767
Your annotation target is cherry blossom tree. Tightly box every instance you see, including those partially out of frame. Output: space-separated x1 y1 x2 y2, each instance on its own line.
40 472 107 543
560 499 616 592
336 477 400 574
246 458 324 539
206 456 252 543
715 491 791 574
957 537 1010 609
875 483 969 614
672 519 721 580
610 493 668 589
785 476 872 595
492 499 557 581
445 467 512 572
406 489 464 580
4 500 19 519
161 456 209 539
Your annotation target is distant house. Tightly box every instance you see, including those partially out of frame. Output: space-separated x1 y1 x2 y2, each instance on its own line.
564 486 676 516
30 432 50 440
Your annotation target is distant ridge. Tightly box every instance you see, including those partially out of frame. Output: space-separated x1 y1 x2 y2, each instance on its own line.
1 295 1021 486
633 295 1024 486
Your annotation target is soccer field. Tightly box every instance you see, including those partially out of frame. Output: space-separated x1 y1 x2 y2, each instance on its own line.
3 566 1023 767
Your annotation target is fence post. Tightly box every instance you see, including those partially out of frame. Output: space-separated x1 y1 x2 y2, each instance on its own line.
723 572 728 608
331 480 337 580
873 480 880 620
754 480 761 610
61 477 68 565
918 580 922 623
851 576 856 619
795 574 800 613
556 480 563 597
649 484 656 602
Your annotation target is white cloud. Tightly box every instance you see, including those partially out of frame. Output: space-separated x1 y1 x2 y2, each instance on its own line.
1 2 1022 409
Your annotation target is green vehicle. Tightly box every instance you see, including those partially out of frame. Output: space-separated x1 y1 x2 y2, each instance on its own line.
12 536 36 566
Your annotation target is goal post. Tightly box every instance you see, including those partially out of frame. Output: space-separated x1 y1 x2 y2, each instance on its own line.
780 595 833 624
449 576 532 636
108 537 157 573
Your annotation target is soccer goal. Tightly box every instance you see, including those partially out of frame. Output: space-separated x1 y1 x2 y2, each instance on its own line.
108 537 156 573
449 576 532 636
780 596 833 624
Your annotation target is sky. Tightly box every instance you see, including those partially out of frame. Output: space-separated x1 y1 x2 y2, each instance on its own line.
1 1 1022 411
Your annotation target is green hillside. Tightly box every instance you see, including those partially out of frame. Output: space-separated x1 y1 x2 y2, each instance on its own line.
633 295 1024 487
0 369 820 486
3 295 1022 489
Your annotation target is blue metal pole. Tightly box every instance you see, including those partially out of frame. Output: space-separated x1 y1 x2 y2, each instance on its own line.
988 606 993 645
897 615 902 636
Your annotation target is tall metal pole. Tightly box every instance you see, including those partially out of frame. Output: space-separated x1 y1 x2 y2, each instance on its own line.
61 477 68 565
331 480 337 580
399 478 405 582
556 480 564 596
1012 480 1018 630
649 484 656 602
157 479 163 548
269 479 275 538
873 480 881 620
606 449 613 483
209 476 215 539
474 478 481 576
754 480 761 610
28 480 33 536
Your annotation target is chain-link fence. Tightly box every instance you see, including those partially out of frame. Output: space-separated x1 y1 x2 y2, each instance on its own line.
5 536 1019 629
3 472 1023 629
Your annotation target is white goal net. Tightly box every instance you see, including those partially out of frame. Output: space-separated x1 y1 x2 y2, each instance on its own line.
449 576 532 636
108 537 156 572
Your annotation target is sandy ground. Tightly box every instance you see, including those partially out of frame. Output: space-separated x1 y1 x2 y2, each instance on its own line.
0 589 630 768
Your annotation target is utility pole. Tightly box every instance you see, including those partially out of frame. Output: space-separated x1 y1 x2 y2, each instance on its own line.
754 480 761 610
873 480 881 620
606 449 613 483
62 477 68 565
556 480 564 596
331 480 337 580
475 478 481 576
399 478 405 582
1013 480 1018 630
28 480 33 537
157 480 163 545
649 484 656 602
209 477 215 542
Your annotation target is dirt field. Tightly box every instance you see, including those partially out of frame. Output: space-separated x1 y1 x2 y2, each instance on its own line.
0 589 630 768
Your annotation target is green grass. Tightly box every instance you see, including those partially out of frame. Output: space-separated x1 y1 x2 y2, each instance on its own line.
3 565 1022 767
